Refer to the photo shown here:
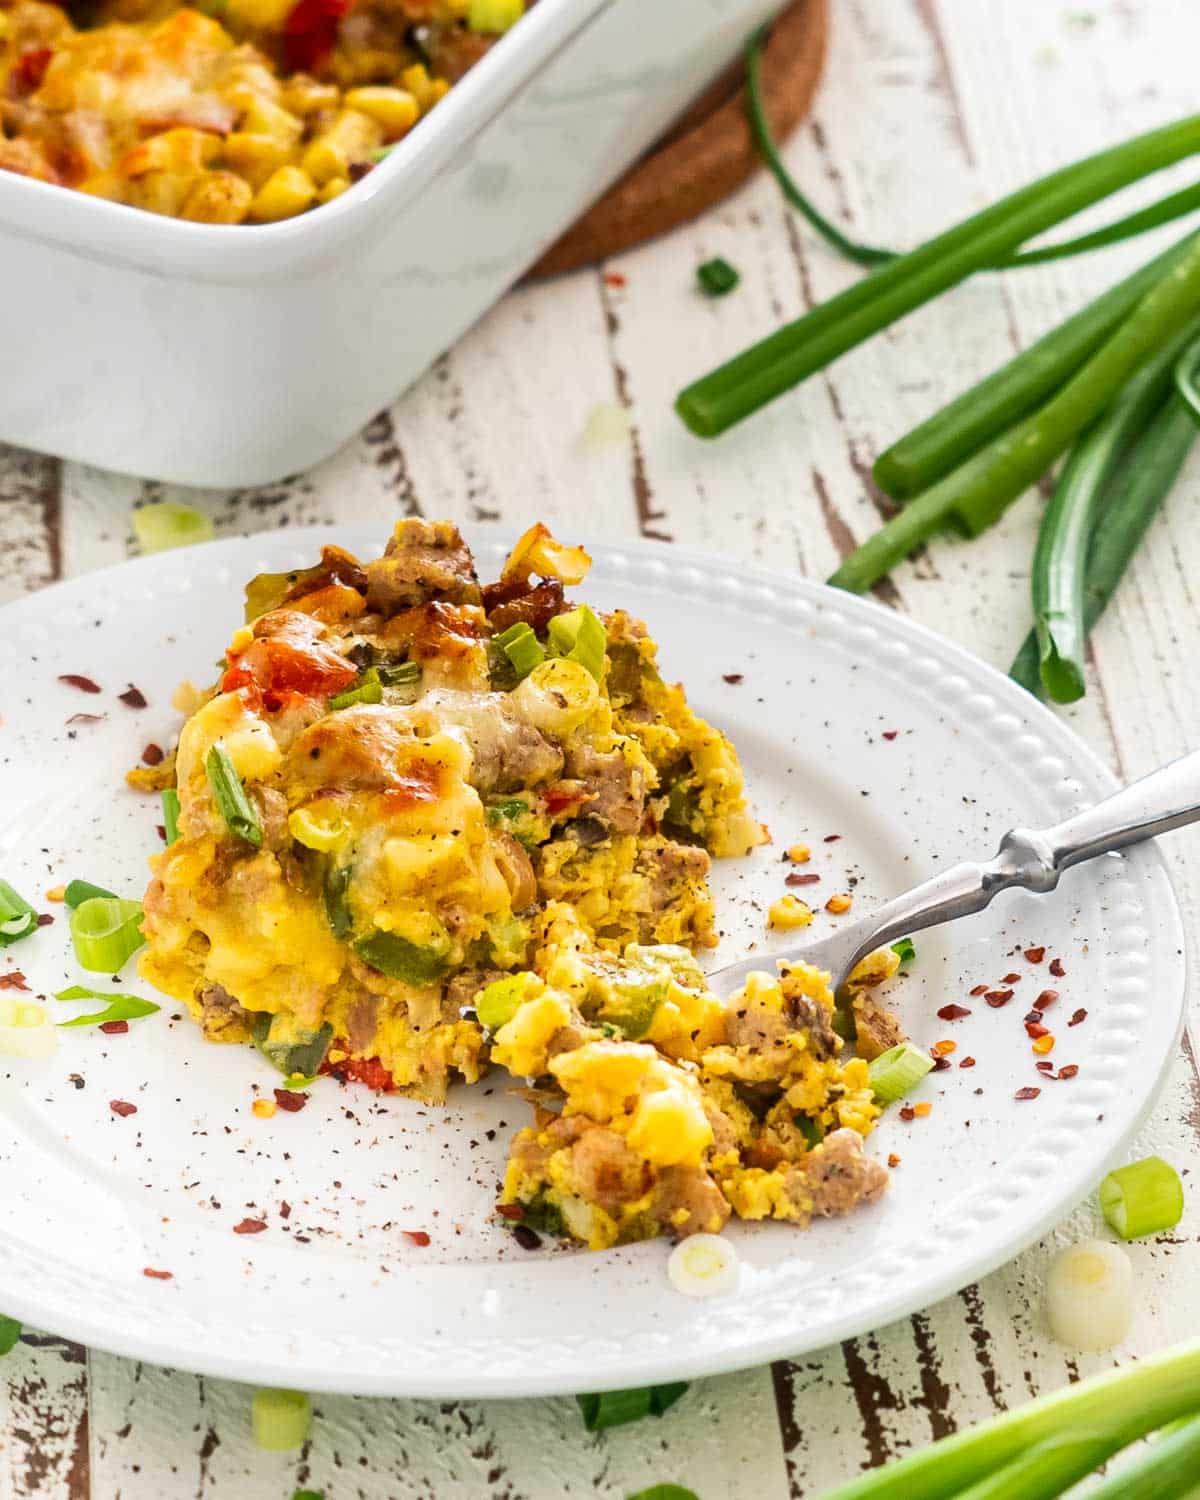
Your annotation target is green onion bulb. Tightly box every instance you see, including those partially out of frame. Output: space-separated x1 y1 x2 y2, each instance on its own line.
1045 1240 1133 1351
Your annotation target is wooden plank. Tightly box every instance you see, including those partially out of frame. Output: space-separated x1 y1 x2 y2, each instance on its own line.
0 449 59 605
0 1335 89 1500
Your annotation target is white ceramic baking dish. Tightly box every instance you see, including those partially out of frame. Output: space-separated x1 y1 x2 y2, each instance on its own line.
0 0 783 486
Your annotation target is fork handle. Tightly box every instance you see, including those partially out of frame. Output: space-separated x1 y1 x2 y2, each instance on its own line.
834 749 1200 985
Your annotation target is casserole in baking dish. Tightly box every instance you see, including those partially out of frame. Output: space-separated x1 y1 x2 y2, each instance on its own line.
0 0 784 485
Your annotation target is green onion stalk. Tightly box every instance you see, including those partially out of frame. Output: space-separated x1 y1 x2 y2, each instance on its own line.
828 235 1200 594
1010 384 1198 693
1028 319 1200 701
818 1339 1200 1500
677 112 1200 437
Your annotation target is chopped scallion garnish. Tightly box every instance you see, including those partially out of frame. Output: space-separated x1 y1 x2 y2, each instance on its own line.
1099 1156 1184 1240
162 788 182 846
576 1382 688 1432
868 1041 934 1103
205 742 263 847
330 661 421 709
467 0 523 33
0 880 38 946
0 1316 21 1356
250 1388 311 1452
890 937 916 964
64 878 119 908
493 622 545 679
132 501 213 554
69 897 145 974
475 972 536 1031
55 986 160 1027
697 257 740 297
627 1488 699 1500
353 932 449 986
547 604 606 682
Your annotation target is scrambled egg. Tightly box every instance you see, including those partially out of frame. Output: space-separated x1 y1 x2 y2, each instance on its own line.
136 519 904 1250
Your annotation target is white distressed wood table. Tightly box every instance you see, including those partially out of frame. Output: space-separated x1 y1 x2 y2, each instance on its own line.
2 1 1199 1495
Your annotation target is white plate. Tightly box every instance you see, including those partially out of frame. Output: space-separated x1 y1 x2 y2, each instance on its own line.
0 528 1185 1398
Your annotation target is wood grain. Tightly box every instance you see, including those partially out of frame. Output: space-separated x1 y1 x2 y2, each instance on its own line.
1 2 1198 1495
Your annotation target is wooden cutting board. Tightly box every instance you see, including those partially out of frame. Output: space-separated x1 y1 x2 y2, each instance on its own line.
531 0 829 277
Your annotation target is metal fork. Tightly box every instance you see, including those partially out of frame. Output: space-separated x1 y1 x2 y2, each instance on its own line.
707 749 1200 998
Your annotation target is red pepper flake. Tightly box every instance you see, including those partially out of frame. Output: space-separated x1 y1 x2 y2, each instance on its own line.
36 913 54 927
1034 989 1059 1011
1025 1021 1049 1039
1068 1008 1088 1027
969 984 989 997
881 730 898 741
58 674 101 693
1014 1087 1041 1101
604 271 627 288
273 1088 307 1113
722 673 744 685
937 1003 972 1021
823 834 842 843
0 971 30 991
898 1105 916 1122
156 824 167 842
785 872 821 887
99 1020 129 1035
1023 1010 1043 1025
141 743 165 766
347 160 372 184
1002 972 1022 985
931 1055 951 1072
109 1099 137 1117
233 1218 267 1235
887 1153 902 1168
1024 946 1046 964
985 989 1014 1008
280 1201 292 1219
1035 1060 1055 1074
142 1267 173 1280
496 1203 525 1221
118 684 148 709
1057 1064 1079 1080
402 1230 431 1247
959 1056 976 1068
1048 957 1066 977
512 1224 542 1250
66 713 105 725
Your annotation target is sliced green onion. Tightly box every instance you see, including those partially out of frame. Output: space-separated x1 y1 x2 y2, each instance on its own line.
467 0 523 32
1011 388 1198 695
64 878 119 908
0 880 38 946
0 997 58 1058
1099 1156 1184 1239
796 1114 825 1149
281 1072 320 1091
205 742 263 847
132 502 214 554
329 672 382 710
293 1493 326 1500
697 258 740 296
55 986 160 1027
250 1387 311 1452
323 862 352 939
353 932 449 986
0 1316 21 1355
547 605 607 682
890 937 915 964
69 897 145 973
162 789 182 846
376 661 421 688
875 233 1198 498
868 1042 933 1103
475 971 536 1031
1086 1412 1200 1500
252 1014 332 1078
576 1382 688 1433
627 1488 700 1500
493 622 545 679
